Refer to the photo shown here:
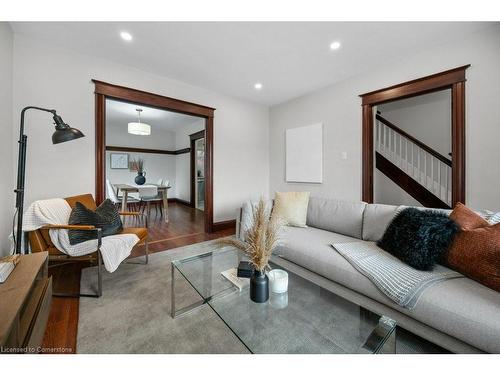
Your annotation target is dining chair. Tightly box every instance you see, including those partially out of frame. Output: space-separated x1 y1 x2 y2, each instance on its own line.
138 185 162 218
106 179 139 211
157 178 164 186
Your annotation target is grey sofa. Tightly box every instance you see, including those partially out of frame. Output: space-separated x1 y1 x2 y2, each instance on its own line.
236 197 500 353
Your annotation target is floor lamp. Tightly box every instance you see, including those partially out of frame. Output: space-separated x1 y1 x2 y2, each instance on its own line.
14 106 85 254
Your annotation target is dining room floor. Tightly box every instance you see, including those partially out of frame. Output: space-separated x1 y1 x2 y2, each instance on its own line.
128 201 235 256
41 201 235 353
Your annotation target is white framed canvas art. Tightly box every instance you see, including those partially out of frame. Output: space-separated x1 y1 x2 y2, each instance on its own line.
285 123 323 183
110 153 129 169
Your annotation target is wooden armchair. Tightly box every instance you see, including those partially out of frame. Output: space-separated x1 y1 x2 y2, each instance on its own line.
28 194 148 297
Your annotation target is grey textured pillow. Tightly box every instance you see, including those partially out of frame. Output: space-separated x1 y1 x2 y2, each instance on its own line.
68 199 123 245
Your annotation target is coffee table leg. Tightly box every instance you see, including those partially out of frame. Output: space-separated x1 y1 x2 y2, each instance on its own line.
361 316 397 354
171 263 176 318
171 262 206 319
380 323 396 354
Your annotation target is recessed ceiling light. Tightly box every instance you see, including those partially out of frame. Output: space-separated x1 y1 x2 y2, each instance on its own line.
330 41 341 50
254 83 263 90
120 31 133 41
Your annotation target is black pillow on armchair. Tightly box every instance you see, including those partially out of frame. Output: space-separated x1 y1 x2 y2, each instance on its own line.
68 199 123 245
377 207 458 271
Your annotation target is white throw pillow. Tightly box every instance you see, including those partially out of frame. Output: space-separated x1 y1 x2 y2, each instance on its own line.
273 191 310 227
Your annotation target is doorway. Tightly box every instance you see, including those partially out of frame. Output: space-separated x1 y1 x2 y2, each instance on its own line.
189 130 205 210
359 65 469 208
93 80 215 233
374 90 452 208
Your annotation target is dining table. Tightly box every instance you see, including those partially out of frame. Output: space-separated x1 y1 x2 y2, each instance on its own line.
114 183 171 223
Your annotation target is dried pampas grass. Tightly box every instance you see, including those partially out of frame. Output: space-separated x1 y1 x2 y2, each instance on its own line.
217 198 281 271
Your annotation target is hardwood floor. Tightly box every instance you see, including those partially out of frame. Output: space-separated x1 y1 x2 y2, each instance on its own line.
41 202 235 353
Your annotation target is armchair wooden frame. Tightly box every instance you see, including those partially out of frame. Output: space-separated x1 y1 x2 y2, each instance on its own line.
31 210 148 298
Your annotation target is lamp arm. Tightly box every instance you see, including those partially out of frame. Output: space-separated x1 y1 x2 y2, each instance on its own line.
18 106 57 136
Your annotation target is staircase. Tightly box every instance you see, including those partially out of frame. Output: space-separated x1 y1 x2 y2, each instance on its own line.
375 114 452 209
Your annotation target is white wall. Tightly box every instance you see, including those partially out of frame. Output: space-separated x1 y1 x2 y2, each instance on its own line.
105 151 176 191
174 119 205 202
269 25 500 211
379 90 452 157
374 170 421 207
12 34 269 222
0 23 13 255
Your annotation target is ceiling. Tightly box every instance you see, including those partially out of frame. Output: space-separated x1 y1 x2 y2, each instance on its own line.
10 22 495 106
106 99 200 132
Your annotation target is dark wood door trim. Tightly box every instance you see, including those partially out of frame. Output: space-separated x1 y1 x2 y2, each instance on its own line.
360 65 469 105
95 94 106 206
190 130 206 208
93 80 215 116
94 80 216 233
359 65 469 207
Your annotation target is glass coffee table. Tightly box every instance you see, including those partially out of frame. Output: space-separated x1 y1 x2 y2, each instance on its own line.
171 246 396 354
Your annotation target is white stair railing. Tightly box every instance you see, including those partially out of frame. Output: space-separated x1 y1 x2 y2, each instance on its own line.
375 117 452 206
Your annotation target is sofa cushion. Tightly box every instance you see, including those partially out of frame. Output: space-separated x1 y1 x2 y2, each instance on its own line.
306 197 366 239
273 191 310 227
377 208 459 271
445 204 500 292
120 227 148 242
451 203 490 230
277 226 500 353
362 203 399 242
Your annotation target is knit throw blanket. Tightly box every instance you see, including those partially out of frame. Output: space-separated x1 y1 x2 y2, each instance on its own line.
331 241 463 309
23 198 139 272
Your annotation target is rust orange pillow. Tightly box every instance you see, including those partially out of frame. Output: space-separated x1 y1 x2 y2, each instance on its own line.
445 204 500 292
450 202 489 230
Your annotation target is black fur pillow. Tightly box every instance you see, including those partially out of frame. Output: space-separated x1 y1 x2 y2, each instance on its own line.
377 208 458 271
68 199 123 245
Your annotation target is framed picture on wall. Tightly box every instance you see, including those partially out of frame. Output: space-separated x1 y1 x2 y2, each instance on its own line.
110 153 129 169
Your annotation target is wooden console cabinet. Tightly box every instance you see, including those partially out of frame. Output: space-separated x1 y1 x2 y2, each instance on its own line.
0 252 52 353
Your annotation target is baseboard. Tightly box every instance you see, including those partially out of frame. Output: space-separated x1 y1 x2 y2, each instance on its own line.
212 219 236 232
168 198 192 207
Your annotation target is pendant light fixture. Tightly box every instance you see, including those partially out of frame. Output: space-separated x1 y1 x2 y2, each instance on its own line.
128 108 151 135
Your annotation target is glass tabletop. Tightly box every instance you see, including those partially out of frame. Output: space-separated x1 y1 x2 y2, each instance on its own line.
172 247 244 299
171 247 396 354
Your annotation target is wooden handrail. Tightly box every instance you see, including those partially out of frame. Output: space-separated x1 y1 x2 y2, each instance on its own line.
376 152 450 209
376 114 452 167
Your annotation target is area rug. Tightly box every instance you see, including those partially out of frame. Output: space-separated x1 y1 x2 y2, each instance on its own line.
77 239 446 354
77 239 249 353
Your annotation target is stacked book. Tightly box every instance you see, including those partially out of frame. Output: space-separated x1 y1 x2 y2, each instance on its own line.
0 254 20 283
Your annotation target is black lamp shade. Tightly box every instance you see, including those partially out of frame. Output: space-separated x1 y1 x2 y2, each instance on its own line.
51 114 85 144
52 126 85 144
